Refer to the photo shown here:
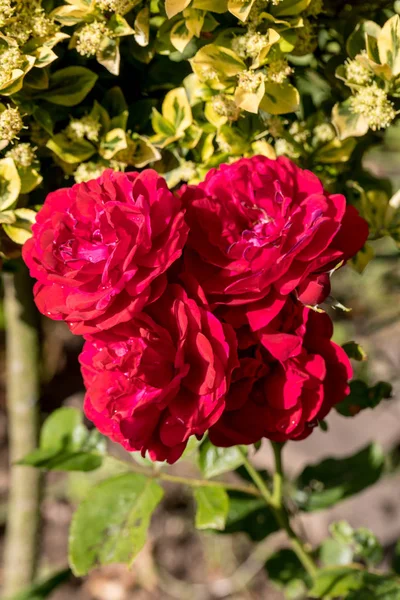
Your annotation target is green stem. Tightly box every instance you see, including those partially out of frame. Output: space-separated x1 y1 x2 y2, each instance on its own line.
2 264 42 597
271 442 283 509
238 446 272 504
239 445 317 579
111 455 262 497
157 471 261 497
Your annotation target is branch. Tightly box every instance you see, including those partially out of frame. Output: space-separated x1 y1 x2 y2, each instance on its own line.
2 263 42 597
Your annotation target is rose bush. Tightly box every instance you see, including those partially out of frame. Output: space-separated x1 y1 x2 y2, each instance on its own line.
80 283 238 463
209 298 352 446
6 2 400 594
181 156 368 331
23 169 188 335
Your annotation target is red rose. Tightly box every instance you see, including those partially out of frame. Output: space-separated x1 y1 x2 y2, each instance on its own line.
23 169 188 335
80 284 238 463
209 299 352 446
181 156 368 330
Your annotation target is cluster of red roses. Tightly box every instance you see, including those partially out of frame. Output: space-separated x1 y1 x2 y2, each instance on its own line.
23 157 368 463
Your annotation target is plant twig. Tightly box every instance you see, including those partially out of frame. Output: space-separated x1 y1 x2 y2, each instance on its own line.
3 264 42 597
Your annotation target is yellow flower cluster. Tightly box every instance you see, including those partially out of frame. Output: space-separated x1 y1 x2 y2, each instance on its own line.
350 83 396 131
76 22 108 57
266 59 293 84
6 143 36 167
211 95 241 120
237 70 265 93
345 57 372 86
0 107 23 142
66 116 102 143
232 32 269 59
0 47 23 88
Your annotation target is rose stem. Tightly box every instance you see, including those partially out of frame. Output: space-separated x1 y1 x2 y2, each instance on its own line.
238 444 318 579
2 263 42 597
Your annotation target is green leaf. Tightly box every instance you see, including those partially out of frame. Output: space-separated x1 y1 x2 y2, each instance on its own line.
198 439 246 479
19 407 105 472
309 567 400 599
192 0 228 11
40 407 83 446
18 167 43 195
165 0 191 19
319 538 354 567
69 473 163 576
9 568 72 600
46 133 96 164
271 0 310 16
33 107 54 135
342 342 367 362
134 7 150 47
162 87 193 136
119 135 161 168
336 380 393 417
170 20 194 54
3 208 38 245
265 549 310 594
0 55 36 96
0 158 21 211
351 527 384 567
228 0 257 22
393 539 400 576
107 13 134 37
151 109 177 146
223 491 279 541
295 443 385 512
194 486 229 530
378 15 400 76
332 100 369 141
51 4 91 25
24 68 49 90
346 21 381 59
260 82 300 115
103 86 128 117
34 46 58 69
314 138 356 164
235 79 265 114
40 66 98 107
99 128 127 159
350 243 375 274
97 37 120 76
90 100 110 134
191 44 246 80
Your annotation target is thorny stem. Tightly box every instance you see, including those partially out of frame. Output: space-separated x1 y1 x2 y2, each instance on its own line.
239 445 318 579
2 265 42 597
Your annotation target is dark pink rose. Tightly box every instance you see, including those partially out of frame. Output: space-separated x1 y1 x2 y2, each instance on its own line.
23 169 188 335
181 156 368 330
80 284 238 463
209 299 352 446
